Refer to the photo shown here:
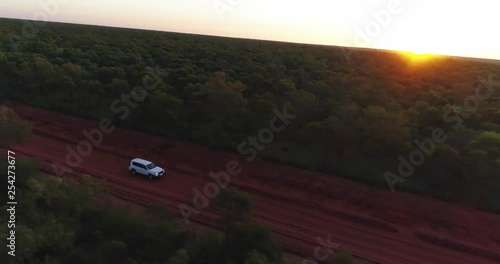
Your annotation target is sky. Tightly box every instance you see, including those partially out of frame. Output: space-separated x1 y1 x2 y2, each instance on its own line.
1 0 499 60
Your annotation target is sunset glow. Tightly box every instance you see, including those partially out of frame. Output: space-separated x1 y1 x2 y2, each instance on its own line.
0 0 499 60
400 52 438 65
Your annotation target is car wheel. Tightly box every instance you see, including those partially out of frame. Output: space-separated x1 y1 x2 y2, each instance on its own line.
131 169 136 175
148 174 154 180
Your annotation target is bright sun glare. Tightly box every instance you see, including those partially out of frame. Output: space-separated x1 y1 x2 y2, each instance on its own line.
398 50 438 64
410 50 425 55
392 51 440 67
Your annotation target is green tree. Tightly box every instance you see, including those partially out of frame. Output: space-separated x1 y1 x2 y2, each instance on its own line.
211 188 252 242
101 240 129 263
0 106 32 147
468 131 500 160
272 79 296 96
245 250 274 264
229 223 283 264
146 202 175 222
168 249 190 264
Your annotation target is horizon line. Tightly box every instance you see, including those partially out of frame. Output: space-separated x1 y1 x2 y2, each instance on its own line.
1 16 500 63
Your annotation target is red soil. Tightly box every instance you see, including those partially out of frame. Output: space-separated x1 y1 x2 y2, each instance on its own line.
4 101 500 264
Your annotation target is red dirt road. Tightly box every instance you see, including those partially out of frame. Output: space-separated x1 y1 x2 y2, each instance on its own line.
4 102 500 264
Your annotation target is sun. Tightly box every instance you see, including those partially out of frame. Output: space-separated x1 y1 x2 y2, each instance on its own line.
397 50 437 64
410 50 425 55
404 47 430 57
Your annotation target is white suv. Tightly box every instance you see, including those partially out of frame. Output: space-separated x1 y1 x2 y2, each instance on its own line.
129 158 165 180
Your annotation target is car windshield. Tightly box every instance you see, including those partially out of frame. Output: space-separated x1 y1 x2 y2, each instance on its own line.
146 162 156 169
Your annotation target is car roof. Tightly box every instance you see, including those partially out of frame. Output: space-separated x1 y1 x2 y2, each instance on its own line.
131 158 152 164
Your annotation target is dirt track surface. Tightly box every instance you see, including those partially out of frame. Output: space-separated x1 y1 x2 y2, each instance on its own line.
4 101 500 264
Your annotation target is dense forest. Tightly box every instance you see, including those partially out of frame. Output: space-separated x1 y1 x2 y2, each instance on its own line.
1 18 500 212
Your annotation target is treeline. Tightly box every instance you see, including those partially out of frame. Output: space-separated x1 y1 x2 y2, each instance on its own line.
1 18 500 212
